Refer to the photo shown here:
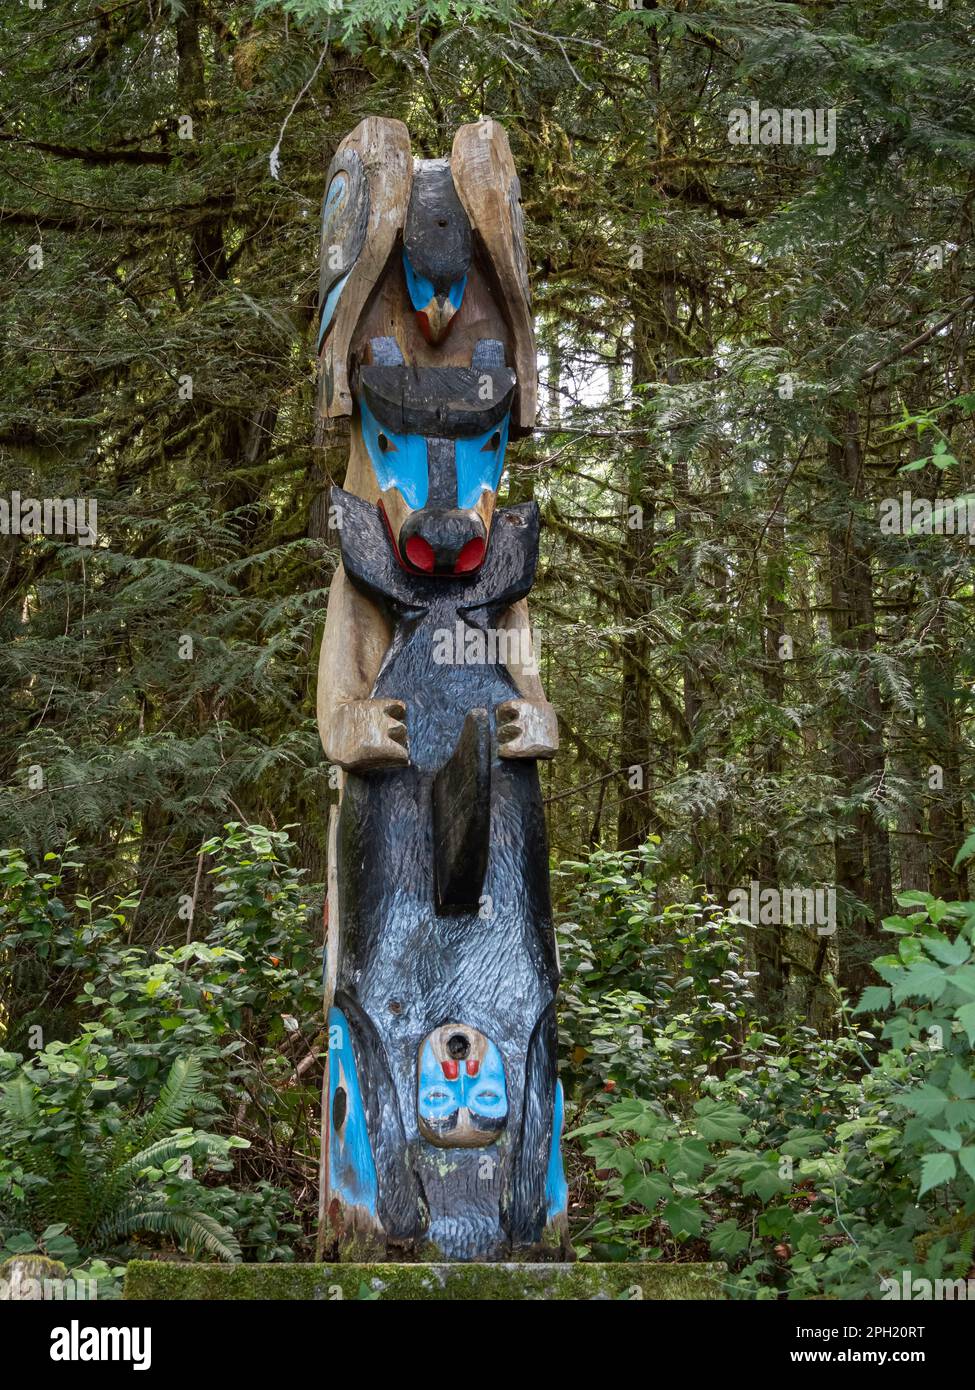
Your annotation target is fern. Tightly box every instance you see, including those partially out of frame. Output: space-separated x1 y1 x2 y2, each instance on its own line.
2 1054 243 1263
94 1204 242 1263
138 1054 206 1149
1 1075 38 1127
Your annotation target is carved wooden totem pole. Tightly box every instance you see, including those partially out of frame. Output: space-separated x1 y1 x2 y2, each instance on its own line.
315 118 570 1262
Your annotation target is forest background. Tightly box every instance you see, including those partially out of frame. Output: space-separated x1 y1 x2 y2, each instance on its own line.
2 0 975 1299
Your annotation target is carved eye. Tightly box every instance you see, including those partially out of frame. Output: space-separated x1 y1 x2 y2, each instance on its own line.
477 1091 500 1104
481 431 501 453
332 1086 347 1131
377 432 396 454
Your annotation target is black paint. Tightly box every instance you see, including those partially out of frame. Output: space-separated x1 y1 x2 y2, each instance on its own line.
330 487 560 1258
404 159 471 294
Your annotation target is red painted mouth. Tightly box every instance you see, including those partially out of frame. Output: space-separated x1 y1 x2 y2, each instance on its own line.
404 535 435 572
454 537 486 573
378 501 487 577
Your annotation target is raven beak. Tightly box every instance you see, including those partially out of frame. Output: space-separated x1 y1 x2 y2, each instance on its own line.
418 294 457 345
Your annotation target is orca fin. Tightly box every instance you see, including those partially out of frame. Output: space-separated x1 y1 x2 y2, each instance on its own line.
433 708 491 914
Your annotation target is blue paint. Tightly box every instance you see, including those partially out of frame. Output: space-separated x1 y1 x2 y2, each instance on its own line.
317 271 350 348
402 249 435 312
418 1037 508 1130
327 1006 378 1216
402 249 467 316
455 412 510 509
545 1080 569 1221
322 171 348 220
358 387 511 510
317 170 353 348
359 397 429 508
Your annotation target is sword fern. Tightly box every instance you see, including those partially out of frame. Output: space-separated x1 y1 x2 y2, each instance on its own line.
0 1047 244 1263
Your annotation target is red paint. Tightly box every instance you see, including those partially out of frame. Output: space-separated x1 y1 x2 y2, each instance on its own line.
378 502 439 577
378 499 487 579
404 535 435 572
442 1059 459 1080
454 537 485 573
466 1058 479 1077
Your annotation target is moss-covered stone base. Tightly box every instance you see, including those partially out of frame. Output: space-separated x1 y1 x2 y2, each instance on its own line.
124 1259 725 1301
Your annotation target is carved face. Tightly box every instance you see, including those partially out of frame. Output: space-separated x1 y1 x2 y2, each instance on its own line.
356 346 515 577
417 1024 508 1147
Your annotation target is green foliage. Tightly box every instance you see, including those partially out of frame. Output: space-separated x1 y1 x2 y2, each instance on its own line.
857 892 975 1201
0 1036 247 1267
264 0 514 40
0 825 321 1273
563 861 975 1298
2 0 975 1292
556 845 757 1102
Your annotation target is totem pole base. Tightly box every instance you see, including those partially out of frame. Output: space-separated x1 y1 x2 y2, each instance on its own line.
314 1221 574 1266
124 1259 725 1301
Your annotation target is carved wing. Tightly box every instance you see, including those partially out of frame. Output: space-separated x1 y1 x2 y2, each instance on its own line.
317 118 413 420
451 120 538 435
317 148 369 350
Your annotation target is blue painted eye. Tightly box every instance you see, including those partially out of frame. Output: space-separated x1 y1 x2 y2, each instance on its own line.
360 398 428 508
455 414 510 509
419 1084 456 1119
470 1085 505 1116
402 250 435 312
322 172 348 218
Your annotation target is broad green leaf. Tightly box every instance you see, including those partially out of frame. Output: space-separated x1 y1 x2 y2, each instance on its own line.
709 1218 750 1258
953 831 975 870
853 986 891 1013
692 1098 747 1142
662 1198 704 1239
922 936 970 967
890 961 949 1004
625 1173 671 1210
918 1151 956 1197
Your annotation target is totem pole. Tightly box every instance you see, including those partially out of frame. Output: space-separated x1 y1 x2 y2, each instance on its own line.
315 118 570 1262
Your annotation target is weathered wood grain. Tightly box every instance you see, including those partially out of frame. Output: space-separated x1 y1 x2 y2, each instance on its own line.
451 120 538 434
318 117 412 421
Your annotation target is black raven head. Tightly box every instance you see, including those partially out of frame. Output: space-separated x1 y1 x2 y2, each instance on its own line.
403 159 472 345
